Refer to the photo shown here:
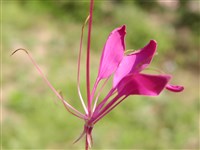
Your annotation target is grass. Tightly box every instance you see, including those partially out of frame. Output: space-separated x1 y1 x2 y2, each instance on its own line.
2 1 199 149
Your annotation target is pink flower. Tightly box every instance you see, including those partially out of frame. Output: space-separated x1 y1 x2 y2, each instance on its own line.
12 0 184 149
89 25 184 126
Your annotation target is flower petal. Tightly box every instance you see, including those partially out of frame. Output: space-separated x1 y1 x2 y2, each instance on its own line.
166 84 184 92
117 73 171 96
113 40 157 87
97 25 126 81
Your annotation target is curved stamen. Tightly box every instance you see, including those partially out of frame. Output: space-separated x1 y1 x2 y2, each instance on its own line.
124 49 134 55
93 95 127 124
92 77 110 113
144 67 166 74
77 15 90 115
11 48 85 119
92 87 117 117
59 92 87 120
91 94 121 122
90 78 100 105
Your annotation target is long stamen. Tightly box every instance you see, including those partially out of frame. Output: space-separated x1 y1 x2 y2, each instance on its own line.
144 67 166 74
90 94 121 122
60 92 87 119
77 15 90 115
59 91 87 119
11 48 85 119
92 77 110 112
92 88 117 116
86 0 94 116
93 95 127 124
90 78 99 104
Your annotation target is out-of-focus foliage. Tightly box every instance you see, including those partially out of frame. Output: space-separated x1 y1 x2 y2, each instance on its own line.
2 0 199 149
6 0 198 69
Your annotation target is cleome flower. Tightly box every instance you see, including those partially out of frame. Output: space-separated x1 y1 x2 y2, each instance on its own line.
12 0 184 149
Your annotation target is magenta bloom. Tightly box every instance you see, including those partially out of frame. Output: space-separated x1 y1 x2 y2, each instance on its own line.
89 25 184 125
12 0 184 149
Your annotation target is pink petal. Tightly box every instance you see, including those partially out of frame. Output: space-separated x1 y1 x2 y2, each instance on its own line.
117 73 171 96
97 25 126 81
166 84 184 92
113 40 157 87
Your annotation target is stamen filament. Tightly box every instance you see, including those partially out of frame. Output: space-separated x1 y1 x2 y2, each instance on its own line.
59 91 85 119
61 96 87 120
93 95 127 124
145 67 166 74
90 78 99 104
92 77 110 113
89 94 121 124
92 88 116 117
124 49 134 55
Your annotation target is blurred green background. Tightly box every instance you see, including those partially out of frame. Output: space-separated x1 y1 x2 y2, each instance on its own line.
2 0 199 149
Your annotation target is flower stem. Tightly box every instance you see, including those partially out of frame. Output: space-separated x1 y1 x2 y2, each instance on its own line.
85 134 89 150
87 0 94 116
